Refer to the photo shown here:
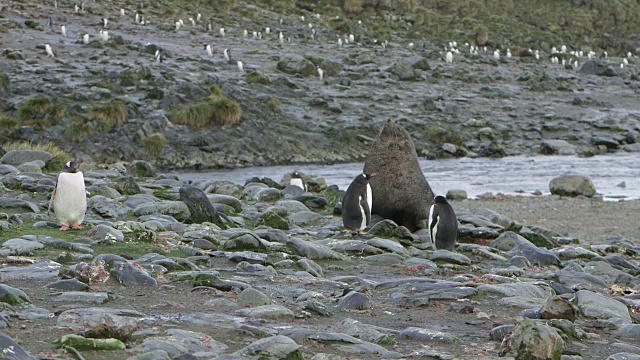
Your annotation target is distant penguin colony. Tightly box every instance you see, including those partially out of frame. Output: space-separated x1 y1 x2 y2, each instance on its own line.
50 161 86 231
342 173 376 235
429 196 458 251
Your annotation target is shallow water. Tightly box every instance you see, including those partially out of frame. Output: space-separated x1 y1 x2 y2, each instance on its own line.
167 154 640 201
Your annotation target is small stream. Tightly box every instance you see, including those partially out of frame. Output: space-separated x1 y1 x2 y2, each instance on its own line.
166 154 640 201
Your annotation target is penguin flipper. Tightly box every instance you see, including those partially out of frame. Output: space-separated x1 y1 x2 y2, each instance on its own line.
360 196 371 226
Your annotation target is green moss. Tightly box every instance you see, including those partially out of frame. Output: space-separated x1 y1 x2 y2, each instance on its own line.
267 98 281 113
89 101 127 132
0 113 18 130
426 126 464 146
3 141 69 171
245 71 271 85
17 96 65 130
55 334 126 351
142 133 167 157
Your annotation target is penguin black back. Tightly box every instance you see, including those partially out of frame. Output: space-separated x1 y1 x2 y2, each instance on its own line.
342 173 376 234
429 195 458 251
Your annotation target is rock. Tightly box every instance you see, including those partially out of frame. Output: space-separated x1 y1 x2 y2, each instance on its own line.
490 324 515 341
137 329 228 357
128 350 172 360
412 58 431 71
490 231 529 251
230 335 302 360
276 55 317 77
540 296 577 322
127 160 157 178
387 62 416 81
207 194 243 213
540 140 576 155
88 195 131 218
17 160 45 173
338 292 373 310
2 238 44 254
88 224 125 242
0 284 30 305
446 189 467 200
110 260 158 287
0 150 53 166
430 250 471 265
234 305 294 320
57 308 142 340
329 318 397 345
55 334 125 350
549 175 596 197
616 324 640 340
45 279 90 291
506 241 562 267
52 291 109 304
298 258 323 277
574 290 632 323
238 288 271 307
0 259 61 280
121 176 141 195
179 185 232 228
502 318 564 359
368 220 414 239
288 211 325 227
579 59 619 77
0 332 36 359
399 327 459 344
607 353 640 360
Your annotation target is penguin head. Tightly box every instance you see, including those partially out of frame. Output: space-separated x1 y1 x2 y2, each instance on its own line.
364 172 377 180
433 195 448 204
64 161 80 173
291 171 302 178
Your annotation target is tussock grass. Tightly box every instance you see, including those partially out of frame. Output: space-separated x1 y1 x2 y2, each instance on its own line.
343 0 365 14
89 101 127 132
0 113 18 130
267 98 281 113
142 133 168 157
4 141 70 171
64 116 94 141
17 96 65 130
169 88 242 128
245 71 271 85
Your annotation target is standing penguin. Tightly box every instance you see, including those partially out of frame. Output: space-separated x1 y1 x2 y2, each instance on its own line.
342 172 376 235
289 171 307 192
50 161 86 231
429 196 458 251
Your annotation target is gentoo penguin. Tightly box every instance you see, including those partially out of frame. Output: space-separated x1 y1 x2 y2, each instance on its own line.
82 33 90 44
342 172 376 235
445 51 453 63
237 60 244 72
197 13 201 22
175 20 181 31
205 44 213 57
317 66 323 80
102 17 108 28
60 24 66 37
223 48 230 62
243 29 248 38
219 27 225 37
155 50 162 63
120 8 125 16
265 27 270 35
429 196 458 251
45 43 55 58
289 171 307 192
50 161 86 231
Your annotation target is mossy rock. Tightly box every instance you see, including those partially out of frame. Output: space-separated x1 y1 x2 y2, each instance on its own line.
0 284 30 305
55 334 126 351
0 72 10 95
126 160 157 178
276 55 317 77
24 20 43 30
256 211 290 230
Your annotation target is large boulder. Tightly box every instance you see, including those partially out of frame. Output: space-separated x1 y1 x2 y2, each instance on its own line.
501 318 564 359
549 175 596 197
0 150 53 166
276 55 316 77
540 140 576 155
579 59 619 77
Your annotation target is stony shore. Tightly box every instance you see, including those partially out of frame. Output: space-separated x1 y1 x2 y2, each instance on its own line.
0 157 639 359
1 0 639 169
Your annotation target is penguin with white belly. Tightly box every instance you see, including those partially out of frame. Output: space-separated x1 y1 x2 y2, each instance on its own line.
429 196 458 251
289 171 307 192
50 161 86 231
342 172 376 235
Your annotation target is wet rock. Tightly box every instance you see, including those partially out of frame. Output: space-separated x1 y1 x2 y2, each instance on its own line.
338 292 373 311
0 332 36 359
137 329 228 357
0 150 53 166
237 288 271 307
180 185 232 228
550 175 596 197
540 296 577 322
288 211 325 227
229 335 301 360
579 59 619 77
256 211 290 230
501 318 564 359
540 139 576 155
574 290 632 323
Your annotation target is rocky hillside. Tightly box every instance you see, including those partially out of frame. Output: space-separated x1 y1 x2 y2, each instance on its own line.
0 0 639 170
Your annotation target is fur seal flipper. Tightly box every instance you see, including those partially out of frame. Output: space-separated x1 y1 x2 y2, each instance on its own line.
363 119 435 232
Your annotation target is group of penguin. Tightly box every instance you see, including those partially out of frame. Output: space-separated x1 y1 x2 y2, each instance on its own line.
50 164 457 251
289 171 458 251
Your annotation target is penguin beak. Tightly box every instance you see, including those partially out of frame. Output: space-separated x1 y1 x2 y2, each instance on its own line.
369 172 377 177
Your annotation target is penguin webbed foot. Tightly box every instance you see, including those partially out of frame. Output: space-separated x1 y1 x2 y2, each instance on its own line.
59 225 70 231
71 224 84 230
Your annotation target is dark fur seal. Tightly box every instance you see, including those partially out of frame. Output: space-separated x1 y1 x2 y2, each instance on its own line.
363 119 435 232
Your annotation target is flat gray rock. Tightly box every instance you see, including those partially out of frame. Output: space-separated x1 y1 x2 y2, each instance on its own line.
399 327 459 343
0 284 30 305
430 249 471 265
575 290 632 323
57 307 143 339
1 150 53 166
234 305 294 319
2 238 44 254
0 259 61 281
0 332 36 359
230 335 301 359
52 291 109 304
